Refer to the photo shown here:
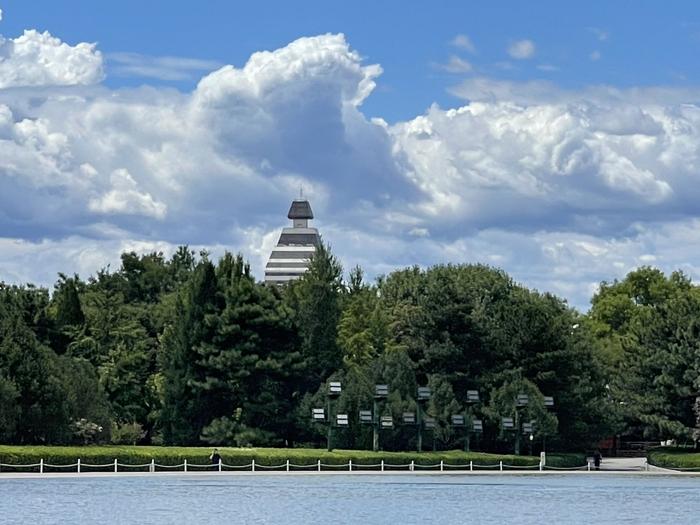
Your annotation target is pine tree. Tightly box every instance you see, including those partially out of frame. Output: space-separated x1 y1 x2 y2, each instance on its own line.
289 242 343 388
159 259 219 444
49 274 86 354
200 253 302 445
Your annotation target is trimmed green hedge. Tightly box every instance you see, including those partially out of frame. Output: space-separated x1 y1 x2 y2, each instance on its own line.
648 447 700 469
0 446 584 470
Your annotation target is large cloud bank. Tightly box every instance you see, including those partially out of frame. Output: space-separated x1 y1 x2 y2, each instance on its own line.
1 27 700 309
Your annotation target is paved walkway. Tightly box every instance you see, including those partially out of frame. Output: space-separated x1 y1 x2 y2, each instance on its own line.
598 457 647 471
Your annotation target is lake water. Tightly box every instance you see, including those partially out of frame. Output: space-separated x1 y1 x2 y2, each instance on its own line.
1 473 699 524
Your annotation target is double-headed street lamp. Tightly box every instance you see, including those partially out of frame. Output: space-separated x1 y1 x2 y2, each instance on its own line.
460 389 480 452
311 381 344 451
452 414 484 452
359 384 390 451
502 393 555 455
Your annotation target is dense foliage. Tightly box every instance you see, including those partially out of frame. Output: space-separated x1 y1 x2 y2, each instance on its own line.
1 246 699 452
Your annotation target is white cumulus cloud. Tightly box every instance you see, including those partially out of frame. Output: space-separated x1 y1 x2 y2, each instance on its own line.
0 29 103 88
88 169 167 219
2 24 700 310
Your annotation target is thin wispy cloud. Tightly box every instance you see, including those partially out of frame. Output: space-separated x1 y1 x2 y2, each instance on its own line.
438 55 473 74
108 52 222 81
587 27 609 41
492 61 516 71
451 34 476 53
537 64 559 72
590 50 601 61
507 39 535 59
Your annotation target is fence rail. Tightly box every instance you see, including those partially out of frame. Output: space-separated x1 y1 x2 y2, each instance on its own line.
3 458 696 474
0 458 595 474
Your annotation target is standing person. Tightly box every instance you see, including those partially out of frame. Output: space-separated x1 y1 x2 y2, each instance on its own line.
210 448 222 469
593 450 602 470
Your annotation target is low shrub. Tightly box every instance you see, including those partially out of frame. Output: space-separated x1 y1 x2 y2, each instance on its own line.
0 445 584 470
648 447 700 469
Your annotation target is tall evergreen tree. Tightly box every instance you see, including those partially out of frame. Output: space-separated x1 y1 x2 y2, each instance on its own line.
201 254 303 445
288 242 343 389
159 258 219 444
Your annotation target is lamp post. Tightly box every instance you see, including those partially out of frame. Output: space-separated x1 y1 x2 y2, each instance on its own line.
416 387 431 452
326 381 342 451
465 390 480 452
472 418 483 450
423 417 436 451
502 415 515 455
514 393 529 455
542 395 555 452
373 384 389 452
522 421 535 456
451 414 466 450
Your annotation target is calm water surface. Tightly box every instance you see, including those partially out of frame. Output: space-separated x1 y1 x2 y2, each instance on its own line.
1 474 700 524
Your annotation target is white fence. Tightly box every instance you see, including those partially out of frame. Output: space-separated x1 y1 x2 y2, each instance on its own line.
0 458 598 474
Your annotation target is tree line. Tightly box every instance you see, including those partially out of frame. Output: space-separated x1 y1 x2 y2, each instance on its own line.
1 244 699 451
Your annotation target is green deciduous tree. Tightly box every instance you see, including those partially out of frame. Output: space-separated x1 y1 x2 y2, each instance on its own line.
589 267 700 443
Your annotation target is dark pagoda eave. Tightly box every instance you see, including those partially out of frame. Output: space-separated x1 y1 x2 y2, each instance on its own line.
288 199 314 219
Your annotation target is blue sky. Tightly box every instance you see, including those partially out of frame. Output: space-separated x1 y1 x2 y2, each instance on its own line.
6 0 700 121
1 1 700 309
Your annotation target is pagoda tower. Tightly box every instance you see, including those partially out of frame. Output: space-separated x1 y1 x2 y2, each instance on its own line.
264 198 320 284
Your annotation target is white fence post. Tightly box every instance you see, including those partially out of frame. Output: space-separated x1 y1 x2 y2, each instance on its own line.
114 459 117 473
77 458 81 474
251 459 255 472
440 460 444 472
410 460 414 472
286 459 290 472
151 459 155 473
40 459 44 474
218 458 222 472
317 459 321 472
539 460 543 471
469 460 473 472
499 461 503 471
349 460 352 472
184 459 188 472
381 460 384 472
587 461 591 472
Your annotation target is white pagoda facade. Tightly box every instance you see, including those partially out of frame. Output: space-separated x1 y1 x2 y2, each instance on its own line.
264 198 320 284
